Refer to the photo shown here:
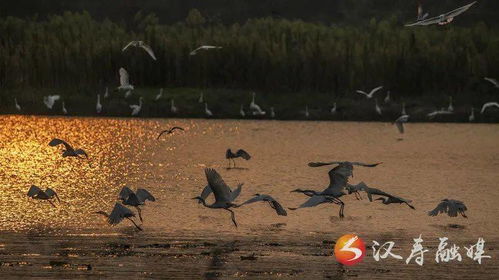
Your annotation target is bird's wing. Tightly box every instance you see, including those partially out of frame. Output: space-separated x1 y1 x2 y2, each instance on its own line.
74 149 88 158
444 1 477 18
236 149 251 160
118 186 134 201
199 184 213 201
350 161 383 167
484 77 499 87
170 126 184 132
119 68 130 86
369 86 384 96
405 14 442 26
140 43 157 60
204 168 232 202
190 46 202 55
428 201 449 216
122 41 135 52
239 194 287 216
108 203 134 225
157 130 168 140
230 183 243 202
49 138 73 151
396 121 404 134
321 164 351 195
292 195 330 209
136 188 156 202
27 185 42 197
308 161 342 167
356 90 368 97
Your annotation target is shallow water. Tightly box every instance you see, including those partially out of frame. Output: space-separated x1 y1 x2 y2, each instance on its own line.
0 115 498 278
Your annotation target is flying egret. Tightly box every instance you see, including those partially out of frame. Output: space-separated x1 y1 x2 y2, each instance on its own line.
155 88 163 101
157 127 185 139
117 68 134 92
249 92 265 115
49 138 88 159
118 186 156 222
384 91 391 103
330 103 337 114
469 107 475 122
394 114 409 134
352 181 415 209
14 98 21 111
484 77 499 89
405 1 477 27
356 86 383 99
480 102 499 114
170 99 178 113
192 168 242 227
190 45 222 56
95 203 143 230
43 95 60 109
27 185 60 207
240 105 246 117
226 149 251 168
205 102 213 117
96 94 102 114
130 97 143 116
236 194 287 216
375 196 415 209
62 101 68 115
122 41 156 60
428 199 468 218
375 99 382 115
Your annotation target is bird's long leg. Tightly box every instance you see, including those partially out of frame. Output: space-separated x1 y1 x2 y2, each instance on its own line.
232 159 237 168
227 159 231 169
126 217 143 231
225 208 238 228
335 198 345 219
135 206 143 222
48 200 56 208
460 211 468 218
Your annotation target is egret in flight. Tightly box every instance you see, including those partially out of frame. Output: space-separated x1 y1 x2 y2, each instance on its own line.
226 149 251 168
394 114 409 134
157 127 185 139
118 186 156 222
49 138 88 159
27 185 60 207
236 194 287 216
480 102 499 114
192 168 242 227
484 77 499 89
190 45 222 56
122 41 157 60
117 68 134 92
356 86 383 99
95 203 143 230
405 1 477 27
428 199 468 218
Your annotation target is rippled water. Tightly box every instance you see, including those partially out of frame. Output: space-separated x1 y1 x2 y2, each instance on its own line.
0 115 498 278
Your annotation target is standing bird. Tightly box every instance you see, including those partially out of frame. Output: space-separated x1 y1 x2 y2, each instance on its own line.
356 86 383 99
375 99 382 115
270 107 276 118
62 101 68 115
43 95 60 109
96 94 102 114
484 77 499 89
428 199 468 218
27 185 60 207
170 99 178 114
118 186 156 222
394 114 409 134
130 97 143 116
104 87 109 98
480 102 499 114
384 91 391 104
192 168 242 227
204 102 213 117
155 88 163 101
405 1 477 26
304 105 310 118
239 105 246 117
49 138 88 158
122 40 157 60
330 103 337 114
447 96 454 112
469 107 475 122
190 45 222 56
249 92 265 115
95 203 143 231
14 98 21 111
226 149 251 168
198 92 204 103
117 68 134 92
236 194 287 216
157 127 184 139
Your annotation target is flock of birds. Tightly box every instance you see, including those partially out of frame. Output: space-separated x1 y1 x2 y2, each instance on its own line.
9 1 499 126
26 131 469 230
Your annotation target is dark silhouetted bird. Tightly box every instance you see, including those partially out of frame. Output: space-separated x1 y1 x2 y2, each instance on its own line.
226 149 251 168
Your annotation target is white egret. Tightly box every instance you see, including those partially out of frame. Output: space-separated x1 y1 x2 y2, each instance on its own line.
356 86 383 99
240 105 245 117
375 99 382 115
469 107 475 122
130 97 143 116
330 102 337 114
405 1 477 27
122 41 156 60
447 96 454 112
96 94 102 114
117 68 134 92
170 99 178 113
198 92 204 103
155 88 163 101
484 77 499 89
480 102 499 114
384 91 391 103
394 114 409 134
14 98 21 111
205 102 213 117
304 105 310 118
190 45 222 56
62 101 68 115
249 92 265 115
104 87 109 98
270 107 276 118
43 95 60 109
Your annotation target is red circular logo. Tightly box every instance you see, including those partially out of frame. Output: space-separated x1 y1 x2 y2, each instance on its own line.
334 234 366 266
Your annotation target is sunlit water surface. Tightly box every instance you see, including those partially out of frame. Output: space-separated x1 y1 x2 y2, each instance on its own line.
0 115 498 278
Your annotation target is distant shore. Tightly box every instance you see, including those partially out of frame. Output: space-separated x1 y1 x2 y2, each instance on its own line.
1 87 498 123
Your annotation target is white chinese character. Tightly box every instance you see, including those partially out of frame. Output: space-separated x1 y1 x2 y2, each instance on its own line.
435 237 462 263
465 238 491 264
406 234 429 266
372 240 403 261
